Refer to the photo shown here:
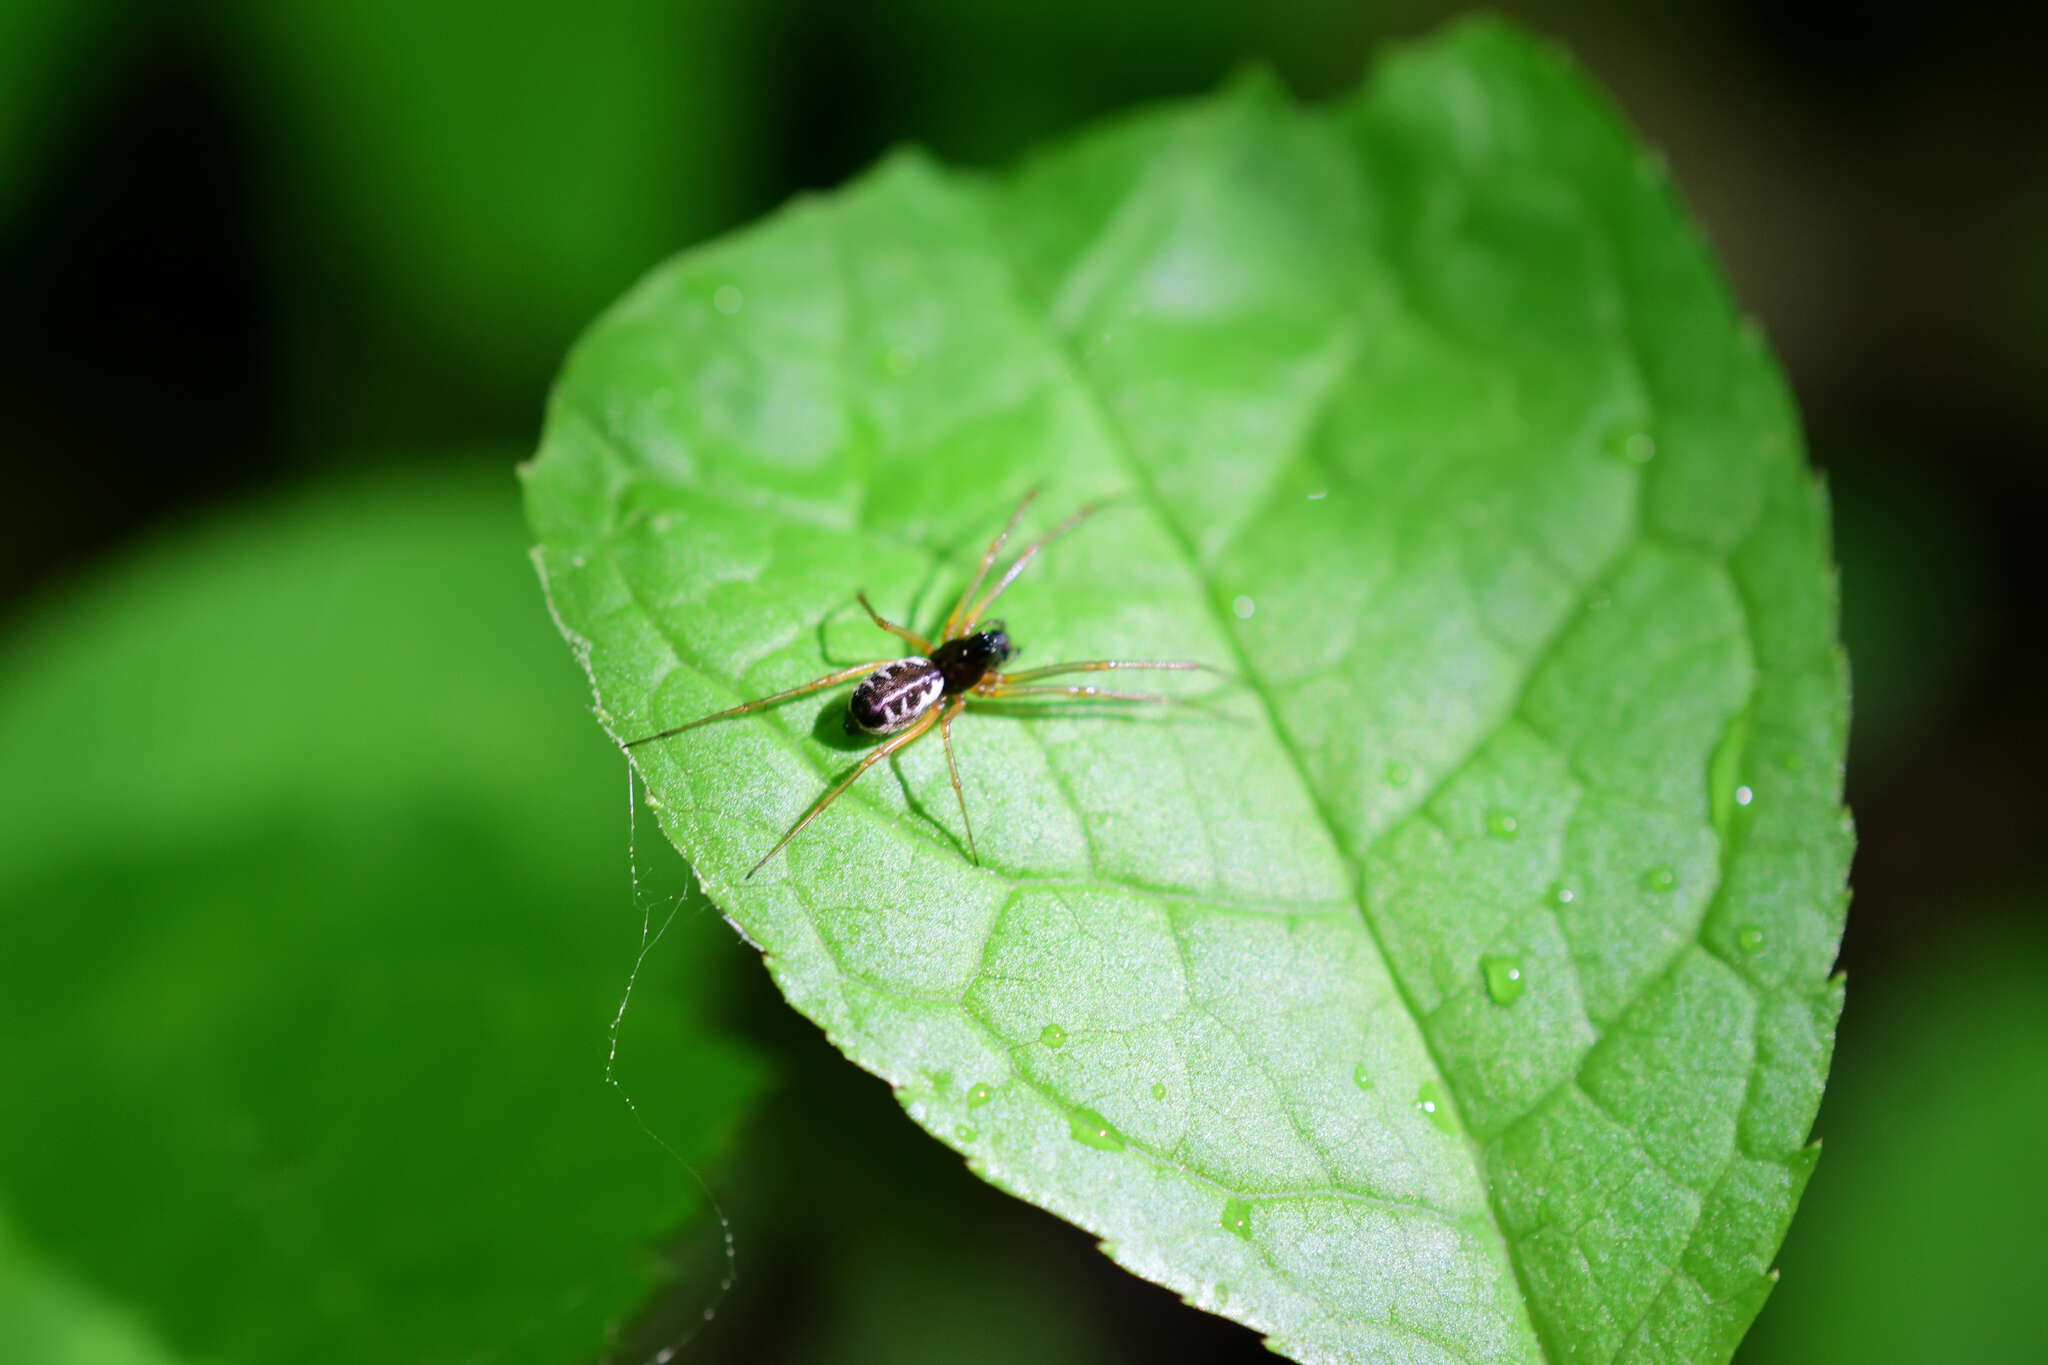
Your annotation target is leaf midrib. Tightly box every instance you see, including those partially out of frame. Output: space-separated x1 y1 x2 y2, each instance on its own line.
956 186 1574 1355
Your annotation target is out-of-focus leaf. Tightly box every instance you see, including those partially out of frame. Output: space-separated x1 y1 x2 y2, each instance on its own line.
526 20 1849 1362
0 466 768 1363
220 0 763 383
0 1203 186 1365
1737 922 2048 1363
0 0 123 221
862 0 1360 167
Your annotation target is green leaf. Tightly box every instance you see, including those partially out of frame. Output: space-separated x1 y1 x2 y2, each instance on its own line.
0 466 768 1363
0 1202 187 1365
525 20 1850 1363
1738 921 2048 1364
0 0 122 222
221 0 763 381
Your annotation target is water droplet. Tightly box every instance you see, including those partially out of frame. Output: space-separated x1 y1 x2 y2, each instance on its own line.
1151 1082 1167 1101
1482 954 1526 1005
1353 1062 1374 1090
1040 1022 1067 1049
1221 1198 1254 1241
1416 1079 1457 1134
712 284 743 315
1385 761 1411 787
967 1082 993 1109
1215 1284 1230 1307
884 345 918 376
1307 489 1329 501
1486 809 1519 839
1067 1106 1125 1151
1734 784 1754 807
1231 594 1256 620
1548 881 1576 907
1643 865 1677 892
955 1124 977 1142
1737 925 1766 954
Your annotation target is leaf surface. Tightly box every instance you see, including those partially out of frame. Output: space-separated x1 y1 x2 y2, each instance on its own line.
526 21 1850 1362
0 468 768 1364
0 1203 186 1365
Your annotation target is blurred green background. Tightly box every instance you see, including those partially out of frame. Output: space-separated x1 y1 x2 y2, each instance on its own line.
1 1 2040 1362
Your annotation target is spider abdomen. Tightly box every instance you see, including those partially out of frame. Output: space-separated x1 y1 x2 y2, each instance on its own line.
847 657 944 735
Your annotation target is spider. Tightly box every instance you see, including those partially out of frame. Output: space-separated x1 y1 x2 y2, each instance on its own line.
625 490 1218 878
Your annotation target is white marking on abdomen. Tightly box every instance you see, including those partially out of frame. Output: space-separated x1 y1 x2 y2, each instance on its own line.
849 657 943 734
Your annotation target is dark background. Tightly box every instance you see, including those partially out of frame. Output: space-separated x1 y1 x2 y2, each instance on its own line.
4 1 2042 1360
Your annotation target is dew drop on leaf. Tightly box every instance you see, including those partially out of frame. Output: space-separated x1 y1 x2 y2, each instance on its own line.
1416 1079 1457 1134
1548 881 1576 906
711 284 742 315
1482 955 1526 1005
1384 761 1411 787
1485 809 1519 839
1067 1106 1125 1151
1737 926 1766 954
1643 865 1678 892
967 1082 993 1109
1151 1082 1167 1101
1735 784 1755 807
1353 1062 1373 1091
956 1124 976 1142
1040 1022 1067 1049
1221 1198 1254 1241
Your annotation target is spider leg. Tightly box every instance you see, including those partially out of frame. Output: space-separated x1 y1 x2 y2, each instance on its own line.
962 501 1100 628
856 591 933 654
942 488 1037 641
994 658 1219 684
745 703 942 878
937 696 976 864
623 659 895 748
971 682 1189 706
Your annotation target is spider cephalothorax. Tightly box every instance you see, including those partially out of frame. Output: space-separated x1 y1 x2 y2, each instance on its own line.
930 623 1012 692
